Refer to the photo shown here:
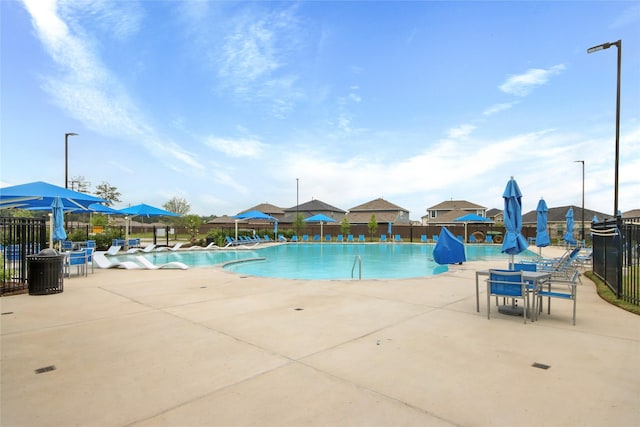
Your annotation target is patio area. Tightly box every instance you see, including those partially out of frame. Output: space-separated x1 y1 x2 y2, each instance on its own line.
2 248 639 426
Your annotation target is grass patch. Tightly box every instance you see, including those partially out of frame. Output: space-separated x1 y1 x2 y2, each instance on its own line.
584 271 640 316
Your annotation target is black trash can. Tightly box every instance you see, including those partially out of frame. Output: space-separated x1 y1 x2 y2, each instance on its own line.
27 250 64 295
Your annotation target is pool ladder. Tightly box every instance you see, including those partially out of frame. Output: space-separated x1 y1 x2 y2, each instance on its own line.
351 255 362 280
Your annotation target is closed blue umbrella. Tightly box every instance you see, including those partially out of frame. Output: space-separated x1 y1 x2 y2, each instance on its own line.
501 177 529 264
433 227 466 265
563 207 576 245
535 198 550 253
51 196 67 245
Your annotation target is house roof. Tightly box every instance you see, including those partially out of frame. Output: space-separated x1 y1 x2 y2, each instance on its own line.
284 199 346 214
486 208 502 217
349 198 408 213
346 211 403 224
623 209 640 218
424 210 483 224
241 203 286 216
427 200 486 211
522 205 610 224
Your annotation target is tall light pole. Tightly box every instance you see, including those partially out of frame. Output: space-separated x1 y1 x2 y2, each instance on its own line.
65 132 78 188
296 178 299 233
574 160 585 243
587 40 621 218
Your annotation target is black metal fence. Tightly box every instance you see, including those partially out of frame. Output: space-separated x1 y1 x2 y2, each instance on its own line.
592 217 640 305
1 216 47 295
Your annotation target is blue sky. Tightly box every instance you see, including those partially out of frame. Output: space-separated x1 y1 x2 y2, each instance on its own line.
2 1 639 219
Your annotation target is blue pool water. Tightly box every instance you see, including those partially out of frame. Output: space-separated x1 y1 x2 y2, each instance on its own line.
111 244 536 280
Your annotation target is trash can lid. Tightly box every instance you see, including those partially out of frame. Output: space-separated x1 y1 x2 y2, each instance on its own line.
38 248 59 256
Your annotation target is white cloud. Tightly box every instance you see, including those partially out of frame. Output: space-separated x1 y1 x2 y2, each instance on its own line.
21 0 204 173
483 102 517 116
447 124 476 139
204 136 265 158
214 4 304 115
499 64 566 96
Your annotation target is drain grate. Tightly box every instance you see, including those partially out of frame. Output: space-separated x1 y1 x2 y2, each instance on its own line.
532 362 551 370
34 365 56 374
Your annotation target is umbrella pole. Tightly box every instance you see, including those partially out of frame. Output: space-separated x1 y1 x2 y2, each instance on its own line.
49 213 53 249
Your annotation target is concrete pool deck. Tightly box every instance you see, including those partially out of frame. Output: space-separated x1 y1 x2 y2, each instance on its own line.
2 246 639 426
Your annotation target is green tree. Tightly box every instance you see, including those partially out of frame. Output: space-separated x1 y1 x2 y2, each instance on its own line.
367 214 378 241
340 217 351 235
183 214 203 241
95 182 122 206
69 176 91 193
293 213 305 236
163 197 190 216
91 214 108 226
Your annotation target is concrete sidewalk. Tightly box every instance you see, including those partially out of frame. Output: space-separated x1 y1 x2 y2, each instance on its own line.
2 247 639 426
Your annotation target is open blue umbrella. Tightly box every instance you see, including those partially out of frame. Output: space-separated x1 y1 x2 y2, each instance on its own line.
51 196 67 245
563 207 577 245
119 203 180 218
233 210 277 221
535 198 550 254
453 213 494 242
233 210 277 240
0 181 106 210
303 214 336 239
303 214 336 223
501 177 529 263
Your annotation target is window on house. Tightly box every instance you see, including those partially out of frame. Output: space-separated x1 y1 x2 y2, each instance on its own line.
430 211 437 219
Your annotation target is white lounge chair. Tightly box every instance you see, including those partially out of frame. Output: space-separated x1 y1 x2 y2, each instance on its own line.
106 245 121 255
135 256 188 270
125 244 156 254
155 243 184 252
93 252 140 269
187 242 219 250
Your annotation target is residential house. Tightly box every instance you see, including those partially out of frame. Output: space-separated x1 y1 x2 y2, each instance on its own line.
346 198 410 225
522 205 609 242
284 199 346 223
485 208 503 223
421 200 487 225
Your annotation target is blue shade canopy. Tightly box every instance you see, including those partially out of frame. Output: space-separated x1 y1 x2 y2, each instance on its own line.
51 196 67 242
303 214 336 223
0 181 106 210
233 210 277 221
535 198 551 248
501 177 529 255
433 227 466 265
563 207 576 245
119 203 180 217
453 213 493 222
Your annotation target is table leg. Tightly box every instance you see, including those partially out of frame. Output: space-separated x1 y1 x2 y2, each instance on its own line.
475 272 480 312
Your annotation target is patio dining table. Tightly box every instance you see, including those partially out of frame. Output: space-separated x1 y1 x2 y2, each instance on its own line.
474 269 552 313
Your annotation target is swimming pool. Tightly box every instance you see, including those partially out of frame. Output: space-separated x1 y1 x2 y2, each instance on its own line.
111 244 537 280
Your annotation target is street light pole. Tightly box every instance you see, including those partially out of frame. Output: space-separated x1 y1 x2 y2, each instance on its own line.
587 40 621 218
574 160 585 243
64 132 78 188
